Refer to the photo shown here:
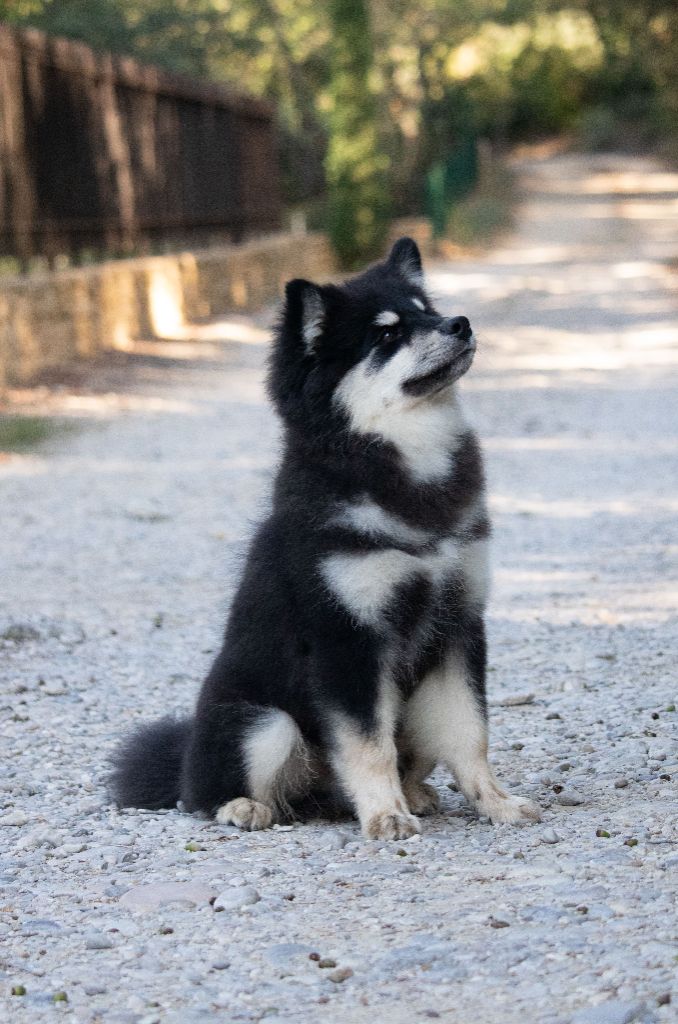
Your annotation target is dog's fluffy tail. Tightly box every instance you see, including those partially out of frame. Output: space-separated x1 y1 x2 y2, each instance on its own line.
108 716 192 810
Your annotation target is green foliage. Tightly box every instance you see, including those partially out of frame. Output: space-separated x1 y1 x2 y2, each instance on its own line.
425 136 478 238
1 0 676 265
325 0 390 268
0 415 57 450
445 156 515 249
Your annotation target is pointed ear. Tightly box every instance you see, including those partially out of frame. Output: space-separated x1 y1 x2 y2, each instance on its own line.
284 278 326 353
387 237 423 286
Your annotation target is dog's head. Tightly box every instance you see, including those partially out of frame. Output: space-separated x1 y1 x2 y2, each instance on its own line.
268 237 475 444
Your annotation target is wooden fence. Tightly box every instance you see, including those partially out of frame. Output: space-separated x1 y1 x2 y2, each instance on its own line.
0 23 281 268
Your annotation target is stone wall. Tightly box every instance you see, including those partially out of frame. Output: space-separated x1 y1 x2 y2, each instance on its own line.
0 232 335 388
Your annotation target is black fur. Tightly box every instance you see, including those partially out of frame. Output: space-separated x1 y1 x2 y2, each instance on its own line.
109 237 493 828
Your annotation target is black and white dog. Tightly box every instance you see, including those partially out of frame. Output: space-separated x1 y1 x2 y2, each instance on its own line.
110 238 540 840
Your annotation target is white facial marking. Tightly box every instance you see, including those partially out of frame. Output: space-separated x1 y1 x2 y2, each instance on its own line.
411 298 425 311
374 310 400 327
334 338 469 481
332 498 433 547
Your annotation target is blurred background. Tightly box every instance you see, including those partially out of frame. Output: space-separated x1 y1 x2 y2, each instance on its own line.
1 0 676 280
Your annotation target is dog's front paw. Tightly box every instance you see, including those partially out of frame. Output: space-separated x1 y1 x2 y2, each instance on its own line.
216 797 273 831
403 780 440 816
479 792 541 825
364 810 421 841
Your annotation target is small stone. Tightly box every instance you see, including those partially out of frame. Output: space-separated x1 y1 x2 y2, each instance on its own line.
213 886 260 911
324 832 349 851
317 958 337 969
84 985 107 996
212 962 230 971
489 916 510 928
596 829 611 839
11 985 26 996
327 967 353 983
52 991 68 1003
623 838 638 847
541 828 561 844
614 778 629 789
84 932 114 950
53 842 87 857
657 993 671 1006
43 681 67 696
570 1000 646 1024
119 882 216 913
557 790 585 806
497 693 535 707
0 810 28 826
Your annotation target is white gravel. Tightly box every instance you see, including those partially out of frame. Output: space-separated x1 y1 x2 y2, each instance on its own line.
1 152 677 1023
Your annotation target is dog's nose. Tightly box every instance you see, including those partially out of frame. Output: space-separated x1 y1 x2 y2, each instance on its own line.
440 315 472 341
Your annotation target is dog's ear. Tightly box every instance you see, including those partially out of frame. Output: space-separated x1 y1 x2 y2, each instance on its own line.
387 237 423 286
267 278 329 421
284 278 326 354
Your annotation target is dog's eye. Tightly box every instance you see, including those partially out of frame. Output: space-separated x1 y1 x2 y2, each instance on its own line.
378 325 399 345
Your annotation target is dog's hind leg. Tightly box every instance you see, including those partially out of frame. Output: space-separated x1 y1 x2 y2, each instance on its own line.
217 709 312 830
182 703 312 830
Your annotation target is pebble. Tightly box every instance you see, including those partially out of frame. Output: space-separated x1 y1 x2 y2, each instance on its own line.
496 693 535 707
42 680 68 696
0 809 28 826
614 778 629 789
324 831 350 850
327 967 353 983
557 790 586 806
53 842 87 857
84 932 115 950
570 1000 646 1024
119 882 216 913
540 829 561 845
213 886 261 911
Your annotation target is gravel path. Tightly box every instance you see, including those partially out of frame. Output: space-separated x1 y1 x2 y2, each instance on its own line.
1 151 677 1024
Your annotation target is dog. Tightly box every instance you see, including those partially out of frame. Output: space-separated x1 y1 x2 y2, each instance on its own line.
109 237 540 840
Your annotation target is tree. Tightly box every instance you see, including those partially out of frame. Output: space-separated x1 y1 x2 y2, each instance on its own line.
325 0 390 268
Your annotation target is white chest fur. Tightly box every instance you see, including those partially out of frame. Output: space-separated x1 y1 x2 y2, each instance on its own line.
320 512 490 628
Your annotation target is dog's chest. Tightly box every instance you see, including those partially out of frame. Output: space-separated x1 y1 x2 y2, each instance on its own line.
320 500 489 631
